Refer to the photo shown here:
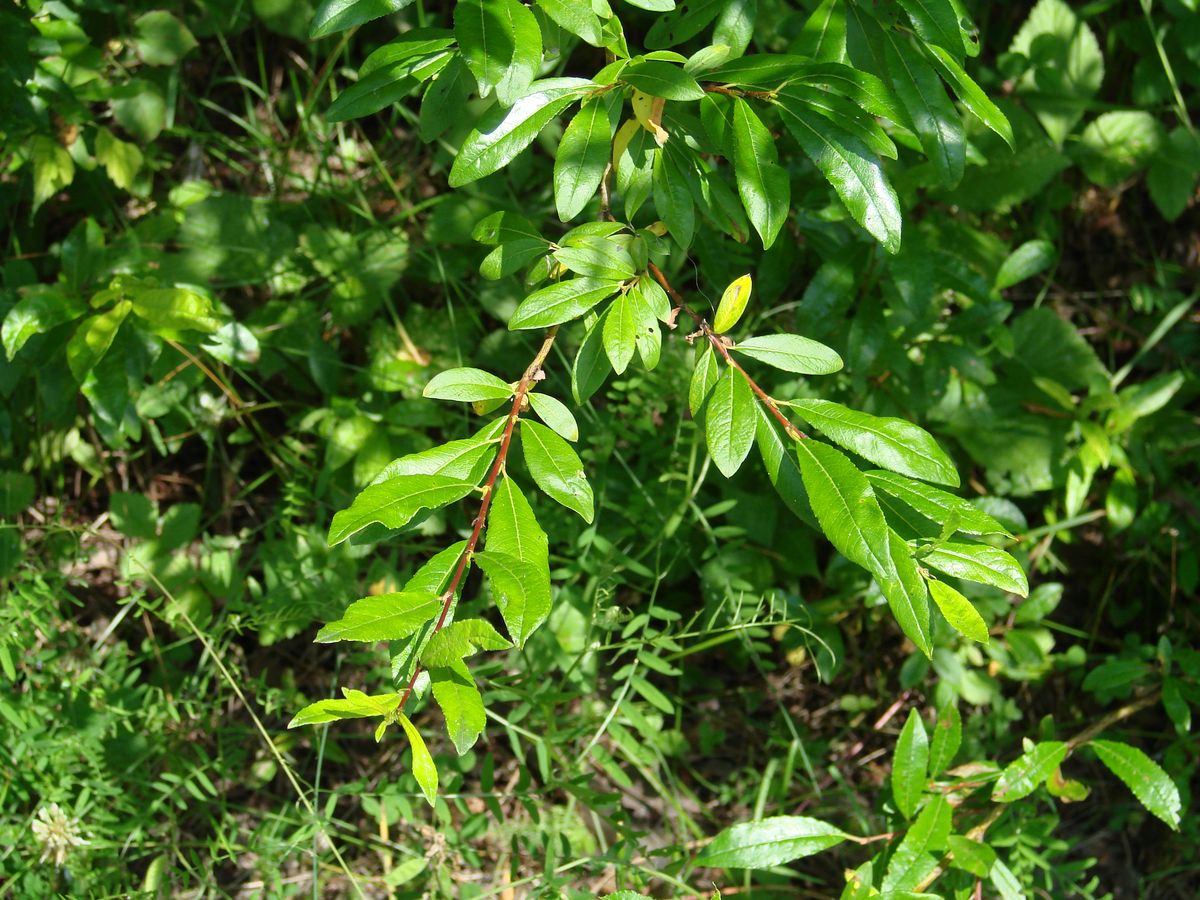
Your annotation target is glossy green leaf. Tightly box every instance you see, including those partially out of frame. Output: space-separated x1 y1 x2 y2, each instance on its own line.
482 477 551 644
755 407 817 529
520 420 594 522
794 440 890 575
528 392 579 441
288 688 402 727
928 702 961 775
645 0 724 48
775 83 897 160
884 32 965 188
310 0 415 37
690 344 721 416
555 236 636 280
794 0 845 61
733 334 843 375
449 78 590 187
730 99 789 249
896 0 965 58
455 0 543 106
420 55 474 140
536 0 603 45
992 741 1068 801
865 471 1008 536
316 591 441 642
1091 740 1182 829
602 291 638 375
431 659 486 754
474 550 548 648
66 301 131 383
652 144 696 248
925 43 1013 148
776 101 902 253
928 579 990 643
423 367 513 402
554 101 614 220
396 713 437 804
420 618 511 667
881 795 951 892
327 474 476 545
705 366 756 478
373 437 497 485
572 311 612 403
922 541 1028 597
893 708 929 818
327 52 450 122
509 277 621 330
881 530 933 658
946 836 996 878
786 399 958 487
695 815 847 869
623 59 706 100
2 287 86 360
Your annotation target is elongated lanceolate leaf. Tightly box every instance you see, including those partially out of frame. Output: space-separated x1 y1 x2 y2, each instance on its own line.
328 474 476 545
928 579 990 643
423 367 513 402
316 591 442 642
455 0 542 106
695 816 847 868
449 78 590 187
881 795 952 892
755 406 817 528
509 277 621 330
431 659 486 754
733 334 843 375
310 0 415 37
884 32 965 188
690 344 721 415
893 708 929 818
327 52 450 122
730 99 789 249
622 59 706 100
483 477 551 644
520 420 594 522
866 470 1009 536
786 399 958 486
881 530 933 656
993 741 1067 801
794 440 890 575
1091 740 1182 829
397 714 438 804
555 101 614 220
897 0 966 58
925 43 1013 148
288 688 402 727
922 541 1028 596
928 703 962 775
705 366 756 477
372 437 497 485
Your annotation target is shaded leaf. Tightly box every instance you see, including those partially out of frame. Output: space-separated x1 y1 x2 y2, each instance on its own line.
1091 739 1182 829
705 366 756 477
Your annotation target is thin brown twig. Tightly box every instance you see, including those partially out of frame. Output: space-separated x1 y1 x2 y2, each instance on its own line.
646 262 808 442
395 325 561 711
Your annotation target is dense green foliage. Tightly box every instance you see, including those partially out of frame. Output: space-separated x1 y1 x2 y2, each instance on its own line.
1 0 1197 896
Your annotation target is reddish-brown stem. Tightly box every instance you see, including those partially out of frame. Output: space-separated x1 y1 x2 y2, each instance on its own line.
646 262 808 442
395 325 561 710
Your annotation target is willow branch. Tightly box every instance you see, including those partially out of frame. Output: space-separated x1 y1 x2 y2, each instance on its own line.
646 262 808 442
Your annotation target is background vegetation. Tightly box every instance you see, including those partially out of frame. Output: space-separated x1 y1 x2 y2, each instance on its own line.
0 0 1196 896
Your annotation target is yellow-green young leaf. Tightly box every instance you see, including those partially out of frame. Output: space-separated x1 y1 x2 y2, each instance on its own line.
602 291 638 374
431 658 486 754
420 618 511 667
423 367 514 402
555 101 616 220
928 579 990 643
527 392 579 441
730 99 789 249
694 815 847 869
922 541 1028 597
288 688 402 727
794 440 890 576
509 277 622 330
732 334 843 375
95 128 143 191
316 591 441 643
787 399 957 486
689 344 721 415
327 474 477 545
712 273 752 333
1090 739 1182 829
129 288 221 335
881 795 952 892
397 714 438 806
2 287 87 360
928 703 962 776
66 301 131 383
311 0 415 38
893 708 929 818
30 134 75 212
705 366 756 477
992 741 1068 802
520 420 594 522
455 0 542 105
866 470 1010 537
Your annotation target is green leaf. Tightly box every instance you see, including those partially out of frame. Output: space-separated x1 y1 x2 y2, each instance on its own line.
520 420 594 522
66 301 131 383
928 579 990 643
0 472 35 517
896 0 965 58
423 367 514 402
880 530 933 658
397 713 438 805
449 78 590 187
420 55 475 141
572 311 612 403
995 239 1056 290
129 288 221 335
2 287 86 360
555 101 615 220
946 836 996 879
775 83 898 161
1148 127 1200 222
755 407 817 529
893 708 929 818
712 274 752 335
474 550 548 648
373 436 497 484
310 0 414 37
652 144 696 249
327 474 476 545
327 52 451 122
288 688 402 727
528 392 579 441
623 59 706 100
536 0 603 45
705 366 756 478
695 816 847 869
1090 740 1182 829
95 128 143 191
483 477 551 644
924 44 1013 148
866 471 1009 536
509 277 621 330
690 344 721 415
793 0 845 61
775 101 902 253
992 741 1068 802
1077 111 1165 188
733 334 843 375
786 399 958 487
928 702 961 776
730 99 789 249
881 795 952 892
555 236 636 280
316 591 441 642
922 541 1028 597
884 32 965 188
455 0 543 106
133 10 197 66
602 291 638 375
431 659 486 754
794 440 890 575
421 618 511 667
